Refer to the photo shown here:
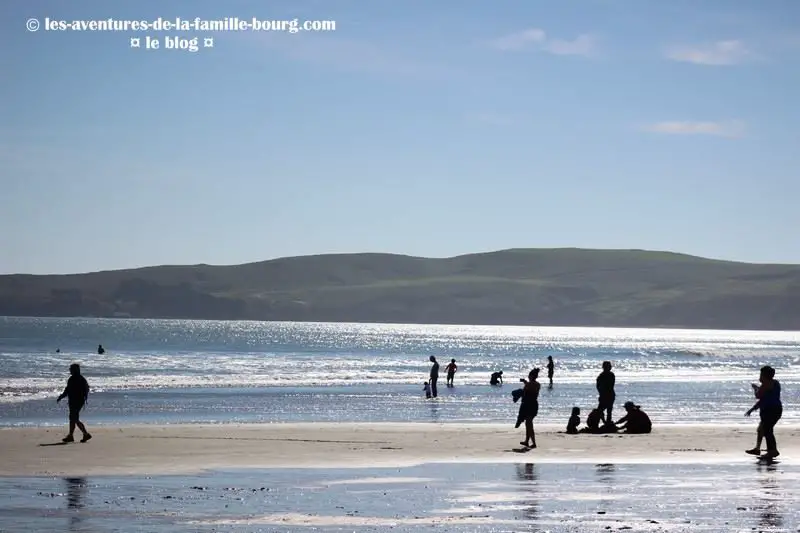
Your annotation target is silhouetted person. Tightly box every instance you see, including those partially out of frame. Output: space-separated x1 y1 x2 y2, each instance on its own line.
56 363 92 443
746 365 782 459
579 407 618 434
546 356 555 388
566 406 580 434
616 401 651 434
490 370 503 386
423 381 432 399
516 368 541 448
596 361 616 422
56 348 60 353
445 359 458 387
97 344 105 355
428 356 439 398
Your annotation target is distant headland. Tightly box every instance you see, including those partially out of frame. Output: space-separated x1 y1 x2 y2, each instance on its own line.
1 248 798 331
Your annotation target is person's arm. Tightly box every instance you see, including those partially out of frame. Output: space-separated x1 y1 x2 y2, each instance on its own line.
610 373 615 390
745 400 760 416
499 375 503 384
57 385 68 402
596 375 602 394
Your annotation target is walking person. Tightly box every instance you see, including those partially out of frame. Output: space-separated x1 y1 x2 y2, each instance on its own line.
56 363 92 443
596 361 616 423
546 356 555 389
745 365 783 459
428 356 440 398
516 368 541 448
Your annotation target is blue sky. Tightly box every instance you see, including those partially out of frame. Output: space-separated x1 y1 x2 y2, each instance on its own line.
2 0 799 274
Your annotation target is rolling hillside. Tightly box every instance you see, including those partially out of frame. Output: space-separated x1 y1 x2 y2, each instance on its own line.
1 248 799 330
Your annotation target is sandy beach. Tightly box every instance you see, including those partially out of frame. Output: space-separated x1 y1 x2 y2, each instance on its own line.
2 423 797 476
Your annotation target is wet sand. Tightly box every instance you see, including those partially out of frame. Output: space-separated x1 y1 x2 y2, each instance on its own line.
1 423 798 476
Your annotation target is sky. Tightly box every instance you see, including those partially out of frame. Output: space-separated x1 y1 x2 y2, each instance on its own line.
2 0 799 274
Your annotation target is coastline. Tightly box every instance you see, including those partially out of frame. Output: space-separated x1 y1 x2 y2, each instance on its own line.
2 422 798 477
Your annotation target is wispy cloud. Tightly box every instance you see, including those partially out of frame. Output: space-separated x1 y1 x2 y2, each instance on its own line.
663 40 756 65
642 120 746 138
488 29 598 57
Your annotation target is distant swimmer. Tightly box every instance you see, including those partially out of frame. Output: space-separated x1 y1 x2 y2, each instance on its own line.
56 363 92 443
490 371 503 386
97 344 105 355
546 356 555 389
56 348 60 353
445 359 458 387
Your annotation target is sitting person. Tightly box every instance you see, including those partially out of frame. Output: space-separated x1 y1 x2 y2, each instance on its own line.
490 371 503 386
579 407 618 434
616 401 652 434
566 407 581 434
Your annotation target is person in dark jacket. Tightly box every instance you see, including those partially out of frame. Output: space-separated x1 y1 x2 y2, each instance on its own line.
516 369 541 448
745 365 782 459
56 363 92 443
596 361 616 422
616 401 651 434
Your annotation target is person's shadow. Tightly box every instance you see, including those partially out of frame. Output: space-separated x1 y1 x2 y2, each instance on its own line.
514 463 539 524
39 442 70 447
756 461 783 530
65 477 87 531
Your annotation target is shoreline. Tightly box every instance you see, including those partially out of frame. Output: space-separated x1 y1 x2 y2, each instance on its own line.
1 422 798 477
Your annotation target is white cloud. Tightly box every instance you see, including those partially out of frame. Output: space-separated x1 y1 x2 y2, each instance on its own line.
664 40 755 65
488 29 597 57
642 120 746 138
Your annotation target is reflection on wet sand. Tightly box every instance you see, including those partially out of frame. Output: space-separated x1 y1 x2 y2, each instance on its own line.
515 463 539 528
595 463 615 512
64 477 87 531
756 461 783 530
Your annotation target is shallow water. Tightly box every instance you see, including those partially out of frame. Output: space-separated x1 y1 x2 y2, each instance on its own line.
1 317 797 425
0 462 797 532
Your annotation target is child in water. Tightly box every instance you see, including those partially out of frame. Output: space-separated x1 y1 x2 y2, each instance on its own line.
566 406 581 434
423 381 432 399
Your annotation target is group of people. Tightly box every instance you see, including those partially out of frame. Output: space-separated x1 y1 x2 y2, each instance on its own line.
421 356 783 459
508 364 648 450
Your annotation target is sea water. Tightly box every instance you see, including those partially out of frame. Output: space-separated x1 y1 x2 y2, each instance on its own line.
0 317 797 426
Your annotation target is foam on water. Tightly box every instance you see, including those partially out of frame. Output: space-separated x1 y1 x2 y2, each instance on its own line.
0 318 797 425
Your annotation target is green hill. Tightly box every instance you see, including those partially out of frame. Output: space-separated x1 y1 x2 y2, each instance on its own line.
1 248 799 330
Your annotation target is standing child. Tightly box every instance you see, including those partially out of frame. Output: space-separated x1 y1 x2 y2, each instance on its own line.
423 381 432 399
445 359 458 387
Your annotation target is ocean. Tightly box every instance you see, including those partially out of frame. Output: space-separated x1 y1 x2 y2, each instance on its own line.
1 317 797 427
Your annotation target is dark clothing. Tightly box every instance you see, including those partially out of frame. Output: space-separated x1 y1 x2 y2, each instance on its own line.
64 375 90 406
759 380 782 408
547 362 554 378
586 409 604 431
69 404 84 423
618 408 652 434
596 370 616 421
596 370 615 397
429 362 439 397
511 388 524 403
566 415 580 434
515 386 538 428
760 405 782 453
490 372 503 385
